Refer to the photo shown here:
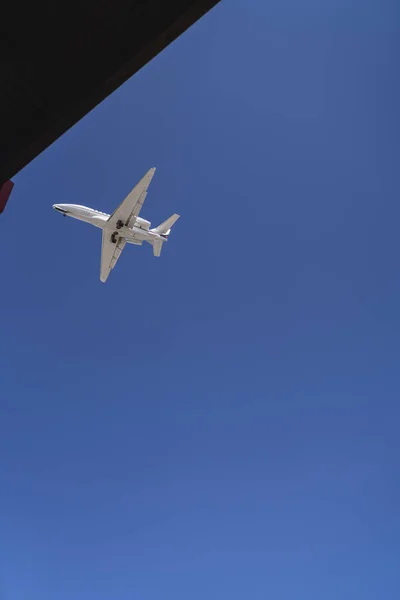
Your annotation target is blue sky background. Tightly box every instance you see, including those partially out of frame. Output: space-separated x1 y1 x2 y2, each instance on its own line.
1 0 399 598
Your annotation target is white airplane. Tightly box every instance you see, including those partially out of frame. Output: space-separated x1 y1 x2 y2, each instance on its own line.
53 168 179 283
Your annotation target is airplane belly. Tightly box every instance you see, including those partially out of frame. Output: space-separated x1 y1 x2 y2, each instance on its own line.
126 238 142 245
128 226 148 241
91 216 107 228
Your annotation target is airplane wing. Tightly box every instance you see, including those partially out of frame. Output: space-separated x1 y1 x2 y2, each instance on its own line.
108 167 156 229
100 231 126 283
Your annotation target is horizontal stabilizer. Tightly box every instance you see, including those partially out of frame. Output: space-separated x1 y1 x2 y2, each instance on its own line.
153 213 180 235
153 239 163 257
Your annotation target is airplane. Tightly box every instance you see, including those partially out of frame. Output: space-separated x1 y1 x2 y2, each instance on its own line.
53 167 179 283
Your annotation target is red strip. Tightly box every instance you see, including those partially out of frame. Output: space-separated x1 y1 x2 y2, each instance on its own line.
0 180 14 214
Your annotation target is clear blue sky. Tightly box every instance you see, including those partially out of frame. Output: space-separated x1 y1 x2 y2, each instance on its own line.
1 0 399 598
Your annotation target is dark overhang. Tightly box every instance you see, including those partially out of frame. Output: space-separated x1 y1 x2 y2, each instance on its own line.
0 0 221 190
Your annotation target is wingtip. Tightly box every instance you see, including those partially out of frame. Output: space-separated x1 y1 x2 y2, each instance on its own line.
145 167 156 178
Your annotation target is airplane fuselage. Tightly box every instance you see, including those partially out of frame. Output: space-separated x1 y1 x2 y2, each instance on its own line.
53 203 168 245
53 167 179 282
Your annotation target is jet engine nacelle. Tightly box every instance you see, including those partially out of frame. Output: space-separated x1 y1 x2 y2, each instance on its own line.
135 217 151 230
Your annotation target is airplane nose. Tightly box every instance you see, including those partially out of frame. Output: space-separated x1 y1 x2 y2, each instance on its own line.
53 204 67 214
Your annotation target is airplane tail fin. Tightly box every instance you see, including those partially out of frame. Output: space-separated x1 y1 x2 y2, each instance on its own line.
152 214 180 236
151 214 179 257
153 239 163 257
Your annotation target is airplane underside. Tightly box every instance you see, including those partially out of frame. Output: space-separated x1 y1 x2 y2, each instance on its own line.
54 167 179 282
